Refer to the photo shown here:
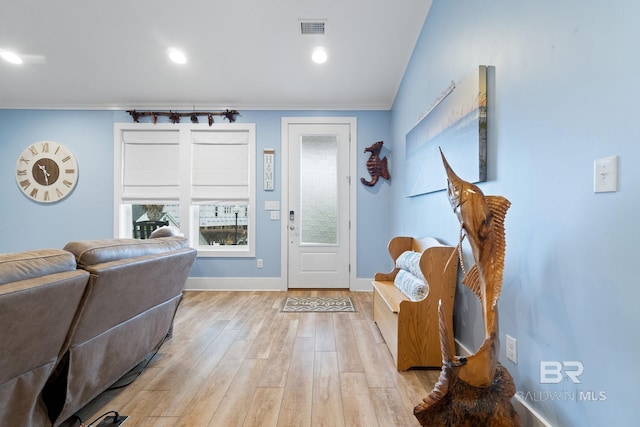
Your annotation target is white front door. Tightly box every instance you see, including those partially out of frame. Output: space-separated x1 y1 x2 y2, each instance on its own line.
285 121 352 288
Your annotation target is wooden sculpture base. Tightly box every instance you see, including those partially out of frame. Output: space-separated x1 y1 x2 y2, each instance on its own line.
414 364 521 427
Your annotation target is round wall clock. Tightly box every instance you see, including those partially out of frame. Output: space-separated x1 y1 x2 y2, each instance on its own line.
15 141 78 203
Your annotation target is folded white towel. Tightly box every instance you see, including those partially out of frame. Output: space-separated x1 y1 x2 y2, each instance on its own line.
394 269 428 302
395 251 425 281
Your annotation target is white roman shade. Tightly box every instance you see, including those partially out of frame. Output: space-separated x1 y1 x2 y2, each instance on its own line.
114 122 256 256
121 130 181 201
190 129 250 201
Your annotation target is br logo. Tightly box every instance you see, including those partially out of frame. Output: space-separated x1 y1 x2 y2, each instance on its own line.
540 361 584 384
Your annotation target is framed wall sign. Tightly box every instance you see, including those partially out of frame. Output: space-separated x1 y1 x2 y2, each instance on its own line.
264 148 275 190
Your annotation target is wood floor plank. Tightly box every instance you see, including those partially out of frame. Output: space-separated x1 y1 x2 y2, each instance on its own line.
314 314 336 352
390 370 434 424
333 313 364 373
340 372 380 427
172 339 253 426
370 387 420 427
350 319 397 388
237 293 283 341
73 291 438 427
312 351 345 427
297 312 317 338
137 416 180 427
207 358 267 427
242 387 285 427
245 310 286 359
277 337 315 427
104 390 168 427
149 328 241 417
145 319 230 392
258 318 299 388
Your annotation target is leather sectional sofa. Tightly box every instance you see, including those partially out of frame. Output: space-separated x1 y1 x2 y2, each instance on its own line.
0 233 197 426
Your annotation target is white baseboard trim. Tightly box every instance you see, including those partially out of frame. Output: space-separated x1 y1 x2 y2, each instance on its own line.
185 277 287 291
185 276 374 292
454 339 552 427
352 277 373 292
512 394 553 427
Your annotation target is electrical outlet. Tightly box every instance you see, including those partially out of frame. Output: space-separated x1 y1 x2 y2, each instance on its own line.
96 415 129 426
257 259 264 268
505 335 517 364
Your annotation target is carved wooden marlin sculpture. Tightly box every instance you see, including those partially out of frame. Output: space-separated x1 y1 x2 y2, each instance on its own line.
414 149 517 425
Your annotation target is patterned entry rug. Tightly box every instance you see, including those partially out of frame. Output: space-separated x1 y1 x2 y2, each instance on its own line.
281 296 356 312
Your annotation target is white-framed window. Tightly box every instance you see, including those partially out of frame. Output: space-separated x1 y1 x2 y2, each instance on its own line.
114 123 256 257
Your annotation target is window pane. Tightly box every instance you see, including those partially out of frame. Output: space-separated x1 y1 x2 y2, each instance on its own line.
131 204 180 239
198 203 248 246
300 135 337 245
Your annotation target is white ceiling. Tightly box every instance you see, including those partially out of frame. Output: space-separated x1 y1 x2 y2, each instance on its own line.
0 0 431 111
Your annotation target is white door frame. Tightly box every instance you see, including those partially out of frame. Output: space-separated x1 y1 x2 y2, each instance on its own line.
281 117 357 291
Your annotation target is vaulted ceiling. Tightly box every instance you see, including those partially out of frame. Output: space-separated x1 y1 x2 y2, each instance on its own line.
0 1 431 111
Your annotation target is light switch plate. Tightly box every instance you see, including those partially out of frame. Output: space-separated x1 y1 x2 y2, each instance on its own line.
264 201 280 210
594 156 617 193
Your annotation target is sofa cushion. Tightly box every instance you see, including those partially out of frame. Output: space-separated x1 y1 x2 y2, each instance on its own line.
148 225 183 238
0 250 77 285
64 237 189 268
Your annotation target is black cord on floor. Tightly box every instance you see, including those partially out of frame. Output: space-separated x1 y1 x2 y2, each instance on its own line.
85 410 118 426
106 332 168 390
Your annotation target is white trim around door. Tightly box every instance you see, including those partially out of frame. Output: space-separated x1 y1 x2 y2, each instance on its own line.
281 117 357 291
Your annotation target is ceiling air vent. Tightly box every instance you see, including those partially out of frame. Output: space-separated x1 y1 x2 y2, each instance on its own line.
300 21 325 35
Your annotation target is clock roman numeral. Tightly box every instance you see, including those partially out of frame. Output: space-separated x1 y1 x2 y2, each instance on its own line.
41 142 50 153
17 169 27 175
56 188 64 198
65 169 75 174
29 146 38 156
63 179 72 188
20 179 31 189
30 188 38 199
19 156 30 165
62 155 71 163
44 191 50 201
55 145 61 155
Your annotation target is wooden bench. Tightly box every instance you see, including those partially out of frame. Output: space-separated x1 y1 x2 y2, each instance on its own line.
372 236 458 371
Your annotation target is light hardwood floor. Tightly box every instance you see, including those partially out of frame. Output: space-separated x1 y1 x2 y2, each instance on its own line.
73 290 439 427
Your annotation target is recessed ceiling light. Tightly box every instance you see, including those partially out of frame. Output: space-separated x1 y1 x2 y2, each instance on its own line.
168 48 187 64
312 47 327 64
0 50 23 65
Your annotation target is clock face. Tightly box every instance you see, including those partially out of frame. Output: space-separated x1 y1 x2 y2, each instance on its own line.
15 141 78 203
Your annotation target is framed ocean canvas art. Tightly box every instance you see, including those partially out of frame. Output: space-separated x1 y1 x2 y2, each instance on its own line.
406 65 489 197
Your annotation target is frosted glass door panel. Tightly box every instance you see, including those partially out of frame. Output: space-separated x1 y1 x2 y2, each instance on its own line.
300 135 338 245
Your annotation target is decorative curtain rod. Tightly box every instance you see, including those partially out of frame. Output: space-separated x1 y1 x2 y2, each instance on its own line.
126 109 239 125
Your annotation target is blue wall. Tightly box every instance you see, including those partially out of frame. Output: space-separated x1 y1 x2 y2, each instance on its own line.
390 0 638 425
3 2 636 423
0 109 392 279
